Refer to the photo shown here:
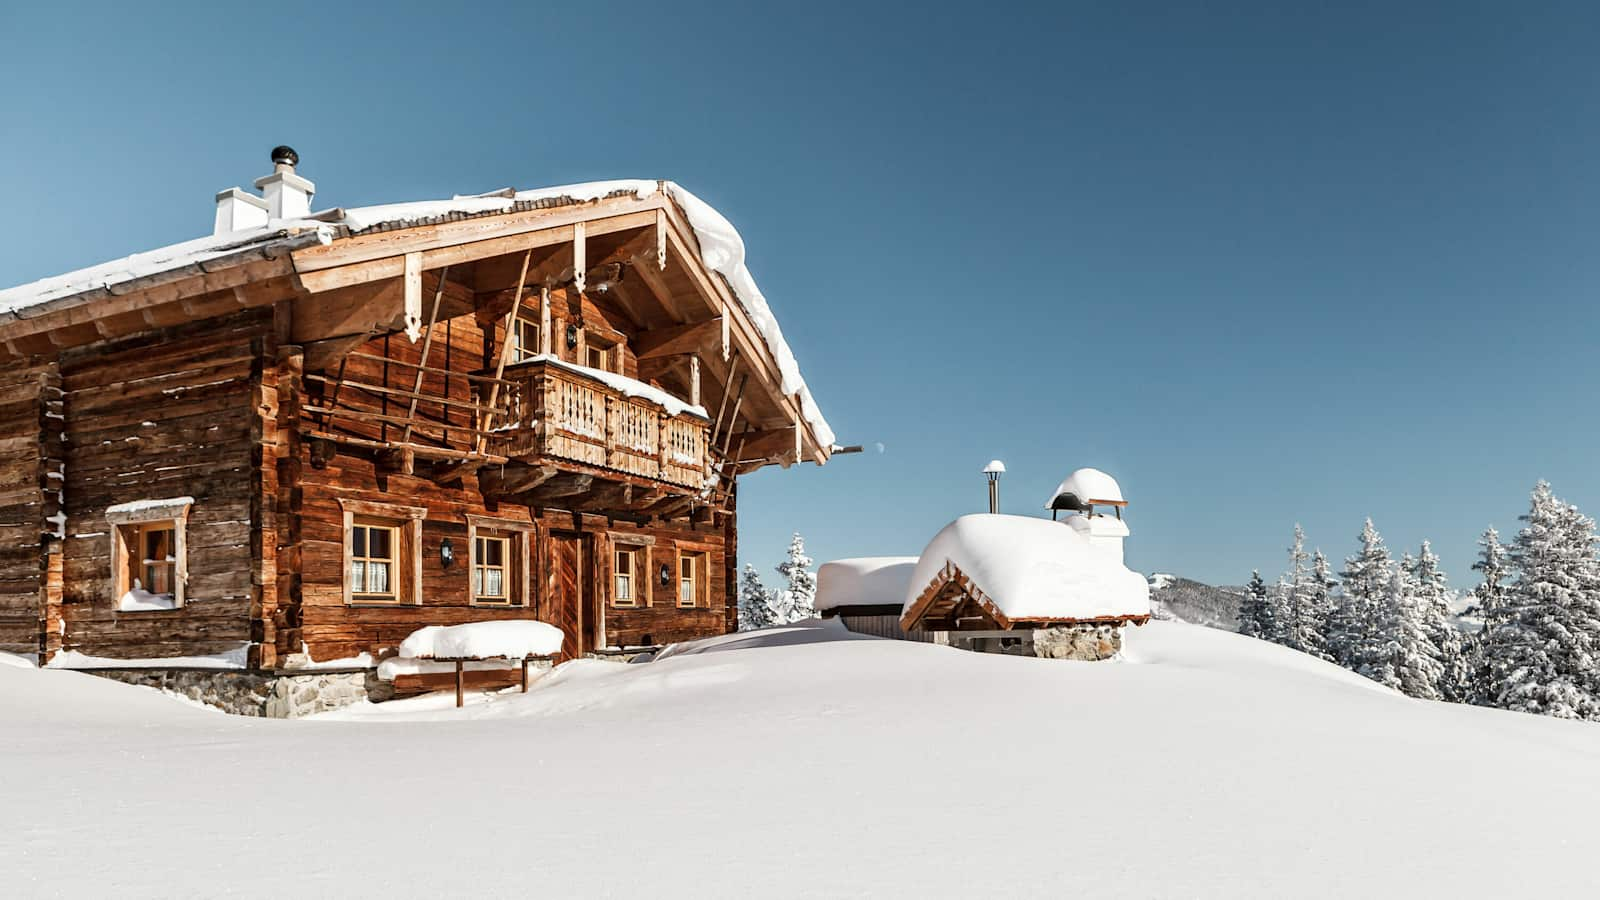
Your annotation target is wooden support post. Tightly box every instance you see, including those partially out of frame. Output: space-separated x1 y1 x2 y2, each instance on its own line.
400 265 450 447
521 657 530 692
689 355 701 408
709 353 741 448
475 249 532 455
455 659 465 708
719 374 749 460
572 221 586 294
538 286 552 355
403 252 423 342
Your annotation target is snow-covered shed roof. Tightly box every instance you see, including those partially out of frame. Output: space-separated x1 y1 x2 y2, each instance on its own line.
902 514 1150 629
0 179 832 449
1045 468 1126 511
815 557 918 613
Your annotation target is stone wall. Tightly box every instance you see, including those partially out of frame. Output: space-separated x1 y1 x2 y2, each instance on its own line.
88 668 392 718
1030 624 1123 661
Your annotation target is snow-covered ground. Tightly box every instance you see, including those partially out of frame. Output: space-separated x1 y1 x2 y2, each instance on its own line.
4 620 1599 897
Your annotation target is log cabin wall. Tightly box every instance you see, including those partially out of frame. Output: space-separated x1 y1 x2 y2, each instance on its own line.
0 359 62 656
292 445 727 662
55 312 267 659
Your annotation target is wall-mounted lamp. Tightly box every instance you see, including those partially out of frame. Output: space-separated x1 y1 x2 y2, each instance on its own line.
439 538 456 569
659 563 672 586
565 324 580 349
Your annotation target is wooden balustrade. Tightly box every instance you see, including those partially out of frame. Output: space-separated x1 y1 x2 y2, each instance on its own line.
492 360 710 489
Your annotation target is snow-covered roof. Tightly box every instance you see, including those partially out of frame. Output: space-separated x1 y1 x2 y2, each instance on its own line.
905 514 1149 624
815 557 918 612
0 178 833 448
1045 467 1125 510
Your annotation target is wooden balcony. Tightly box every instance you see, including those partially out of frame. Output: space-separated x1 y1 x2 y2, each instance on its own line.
491 359 711 491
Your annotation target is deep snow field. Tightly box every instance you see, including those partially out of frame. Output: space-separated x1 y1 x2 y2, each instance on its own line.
4 620 1600 898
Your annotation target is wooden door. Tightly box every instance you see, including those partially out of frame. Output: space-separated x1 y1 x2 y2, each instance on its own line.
547 532 584 661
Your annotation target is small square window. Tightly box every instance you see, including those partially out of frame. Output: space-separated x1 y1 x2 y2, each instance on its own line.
514 317 541 362
350 523 398 600
474 535 510 603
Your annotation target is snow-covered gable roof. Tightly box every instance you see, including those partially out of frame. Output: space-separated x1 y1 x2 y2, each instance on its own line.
903 514 1150 627
815 557 918 612
0 179 832 448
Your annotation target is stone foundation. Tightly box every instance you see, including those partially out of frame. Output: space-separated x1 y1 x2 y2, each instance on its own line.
938 624 1124 661
88 668 392 718
1030 624 1122 661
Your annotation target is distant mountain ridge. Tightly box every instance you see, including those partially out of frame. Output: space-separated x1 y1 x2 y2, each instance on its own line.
1148 574 1242 631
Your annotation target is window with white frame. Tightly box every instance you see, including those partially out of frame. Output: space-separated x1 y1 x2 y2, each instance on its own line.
513 316 541 363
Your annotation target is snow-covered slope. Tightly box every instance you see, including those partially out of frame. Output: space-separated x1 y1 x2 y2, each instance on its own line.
4 620 1599 897
1149 573 1244 629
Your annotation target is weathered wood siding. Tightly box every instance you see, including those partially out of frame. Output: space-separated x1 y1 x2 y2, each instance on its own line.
293 444 728 662
56 313 266 659
0 360 62 655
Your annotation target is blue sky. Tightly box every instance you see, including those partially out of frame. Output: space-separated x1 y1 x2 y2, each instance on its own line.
3 1 1599 589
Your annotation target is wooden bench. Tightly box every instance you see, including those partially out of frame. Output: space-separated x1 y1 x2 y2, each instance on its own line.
427 653 556 707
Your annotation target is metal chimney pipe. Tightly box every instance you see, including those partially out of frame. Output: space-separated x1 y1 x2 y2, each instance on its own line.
982 460 1005 514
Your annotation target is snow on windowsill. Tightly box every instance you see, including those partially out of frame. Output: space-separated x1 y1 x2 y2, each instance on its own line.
117 587 179 612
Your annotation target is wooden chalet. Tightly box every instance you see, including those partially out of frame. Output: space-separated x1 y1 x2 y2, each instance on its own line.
0 147 834 690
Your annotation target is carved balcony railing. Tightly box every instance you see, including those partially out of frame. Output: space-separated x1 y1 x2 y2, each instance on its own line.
491 359 711 490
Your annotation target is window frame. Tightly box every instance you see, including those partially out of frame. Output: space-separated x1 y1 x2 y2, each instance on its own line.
675 542 715 610
513 316 542 363
612 544 644 608
350 520 401 602
106 497 193 611
465 515 534 608
339 499 427 607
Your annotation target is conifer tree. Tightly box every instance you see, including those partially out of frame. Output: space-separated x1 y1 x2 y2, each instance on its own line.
1482 482 1600 719
1237 570 1273 639
1380 552 1443 699
1280 525 1327 655
1408 540 1467 701
1465 527 1511 704
772 533 818 624
736 564 776 631
1330 519 1393 677
1299 549 1338 662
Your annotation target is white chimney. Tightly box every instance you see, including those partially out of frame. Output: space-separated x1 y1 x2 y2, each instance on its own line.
253 145 314 220
213 187 270 235
1066 513 1131 566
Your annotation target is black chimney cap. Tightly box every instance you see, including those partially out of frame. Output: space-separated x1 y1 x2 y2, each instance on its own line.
270 145 299 167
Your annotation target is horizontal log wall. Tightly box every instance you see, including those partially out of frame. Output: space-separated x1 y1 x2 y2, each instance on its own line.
0 359 61 655
294 442 728 662
56 312 267 659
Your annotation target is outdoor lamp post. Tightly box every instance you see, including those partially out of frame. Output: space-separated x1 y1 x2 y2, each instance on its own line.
983 459 1005 514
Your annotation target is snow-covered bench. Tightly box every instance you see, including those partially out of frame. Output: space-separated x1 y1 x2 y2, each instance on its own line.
386 621 565 707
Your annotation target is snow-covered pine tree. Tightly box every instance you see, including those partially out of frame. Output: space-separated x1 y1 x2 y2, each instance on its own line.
1482 482 1600 720
1330 519 1394 678
737 564 776 631
771 533 818 624
1408 540 1467 701
1379 552 1443 699
1237 570 1274 639
1465 526 1511 704
1279 525 1323 654
1300 549 1338 662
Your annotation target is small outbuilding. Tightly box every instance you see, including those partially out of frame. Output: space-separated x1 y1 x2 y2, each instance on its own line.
814 557 928 641
899 467 1151 660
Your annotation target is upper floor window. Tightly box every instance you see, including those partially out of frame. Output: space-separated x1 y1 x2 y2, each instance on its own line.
513 316 541 363
585 344 610 373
